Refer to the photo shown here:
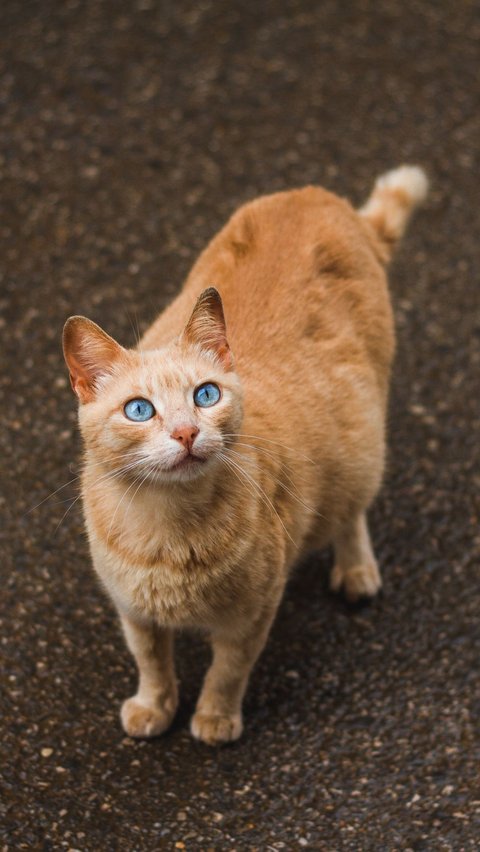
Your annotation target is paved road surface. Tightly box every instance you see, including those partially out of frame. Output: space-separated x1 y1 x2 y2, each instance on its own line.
1 1 479 849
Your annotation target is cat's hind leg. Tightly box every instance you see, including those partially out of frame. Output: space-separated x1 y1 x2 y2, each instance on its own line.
119 614 178 738
330 511 382 602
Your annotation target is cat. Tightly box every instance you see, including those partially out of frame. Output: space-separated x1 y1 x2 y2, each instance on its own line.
63 165 428 745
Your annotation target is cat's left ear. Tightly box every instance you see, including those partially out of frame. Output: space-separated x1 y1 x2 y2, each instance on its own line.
182 287 233 370
63 316 126 403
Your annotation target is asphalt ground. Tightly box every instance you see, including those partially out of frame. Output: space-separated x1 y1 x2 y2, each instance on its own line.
1 1 479 849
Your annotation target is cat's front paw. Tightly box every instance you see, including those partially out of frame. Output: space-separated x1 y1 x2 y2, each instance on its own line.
190 711 243 745
330 559 382 602
121 693 177 739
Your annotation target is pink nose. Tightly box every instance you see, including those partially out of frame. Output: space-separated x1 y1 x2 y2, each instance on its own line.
170 425 199 452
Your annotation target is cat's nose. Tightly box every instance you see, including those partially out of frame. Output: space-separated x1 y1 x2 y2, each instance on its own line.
171 424 199 452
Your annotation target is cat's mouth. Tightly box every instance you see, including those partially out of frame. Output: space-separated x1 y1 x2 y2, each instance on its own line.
167 452 208 473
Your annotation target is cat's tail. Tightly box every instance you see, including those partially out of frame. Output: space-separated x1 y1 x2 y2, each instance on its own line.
359 165 428 260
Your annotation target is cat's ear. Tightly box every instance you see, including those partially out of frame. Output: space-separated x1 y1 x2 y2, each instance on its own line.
63 316 125 403
182 287 233 369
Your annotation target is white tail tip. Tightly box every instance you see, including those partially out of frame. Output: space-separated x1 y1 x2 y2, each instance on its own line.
374 165 429 206
360 164 429 256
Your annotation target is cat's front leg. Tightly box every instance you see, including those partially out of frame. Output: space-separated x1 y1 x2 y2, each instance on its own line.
119 613 178 738
191 604 278 746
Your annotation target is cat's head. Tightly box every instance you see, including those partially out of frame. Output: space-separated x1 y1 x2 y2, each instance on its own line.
63 288 243 484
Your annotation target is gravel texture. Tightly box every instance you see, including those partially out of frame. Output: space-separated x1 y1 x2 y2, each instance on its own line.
1 0 479 849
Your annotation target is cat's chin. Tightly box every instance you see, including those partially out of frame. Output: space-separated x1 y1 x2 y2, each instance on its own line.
150 453 215 485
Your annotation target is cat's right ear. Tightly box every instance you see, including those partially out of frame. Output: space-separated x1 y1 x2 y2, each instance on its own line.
62 316 125 403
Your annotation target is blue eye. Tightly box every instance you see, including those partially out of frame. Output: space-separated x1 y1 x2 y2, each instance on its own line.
193 382 221 408
124 398 155 422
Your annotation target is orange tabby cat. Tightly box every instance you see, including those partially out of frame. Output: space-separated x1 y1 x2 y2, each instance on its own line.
63 166 427 745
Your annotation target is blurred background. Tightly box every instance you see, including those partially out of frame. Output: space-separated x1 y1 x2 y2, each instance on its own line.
1 1 479 849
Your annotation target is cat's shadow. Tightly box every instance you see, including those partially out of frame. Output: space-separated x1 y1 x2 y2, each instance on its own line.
172 547 379 741
247 548 386 732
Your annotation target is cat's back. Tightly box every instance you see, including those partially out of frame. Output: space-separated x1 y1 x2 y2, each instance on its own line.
142 185 394 389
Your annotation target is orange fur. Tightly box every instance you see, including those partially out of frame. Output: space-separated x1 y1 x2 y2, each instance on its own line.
63 166 427 744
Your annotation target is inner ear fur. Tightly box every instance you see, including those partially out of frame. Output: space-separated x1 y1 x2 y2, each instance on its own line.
182 287 233 369
63 316 125 403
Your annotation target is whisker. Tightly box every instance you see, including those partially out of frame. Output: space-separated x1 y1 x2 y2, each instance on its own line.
105 474 144 546
219 452 298 549
80 449 151 474
105 459 155 545
225 447 325 521
53 493 83 535
116 464 157 541
51 454 152 534
225 440 311 487
127 309 142 348
81 457 150 493
223 433 317 465
26 476 81 515
219 452 265 518
27 449 149 516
